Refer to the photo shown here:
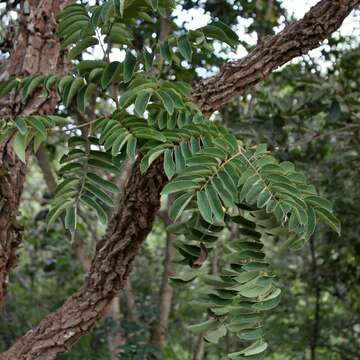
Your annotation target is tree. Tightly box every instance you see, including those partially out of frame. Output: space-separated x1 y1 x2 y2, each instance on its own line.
0 0 69 303
0 0 359 359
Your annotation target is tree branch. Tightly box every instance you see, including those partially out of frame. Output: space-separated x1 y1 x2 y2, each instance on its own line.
0 158 167 360
192 0 360 115
0 0 69 304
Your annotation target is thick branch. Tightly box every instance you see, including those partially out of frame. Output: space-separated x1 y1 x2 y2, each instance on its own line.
0 158 167 360
192 0 360 114
0 0 68 304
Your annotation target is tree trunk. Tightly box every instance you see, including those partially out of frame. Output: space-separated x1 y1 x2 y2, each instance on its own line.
150 231 176 357
0 157 167 360
0 139 27 304
0 0 68 304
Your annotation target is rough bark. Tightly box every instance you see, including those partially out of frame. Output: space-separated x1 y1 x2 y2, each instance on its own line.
0 0 68 304
1 0 359 357
0 158 167 360
192 0 360 115
150 231 176 357
0 139 27 304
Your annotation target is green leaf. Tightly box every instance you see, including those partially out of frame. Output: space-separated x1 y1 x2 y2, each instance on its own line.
212 21 239 47
164 149 175 180
66 77 84 107
107 26 132 45
304 207 316 240
257 188 272 208
119 89 137 108
86 173 120 193
206 185 224 221
29 117 47 139
0 78 19 97
84 182 114 207
77 60 106 76
45 75 58 92
315 207 341 235
81 195 108 225
177 34 192 61
88 158 120 174
144 48 154 71
13 132 26 163
132 128 166 142
243 340 268 356
188 319 218 335
58 75 74 95
197 190 212 223
160 41 172 63
169 193 193 222
148 148 166 166
134 90 152 117
162 180 199 195
305 195 333 212
65 206 77 233
24 75 46 98
201 23 237 48
46 200 73 230
204 325 227 344
123 50 137 83
15 117 28 135
156 89 174 115
32 133 43 153
126 136 137 164
101 61 122 89
61 29 82 49
69 36 99 59
77 83 98 112
111 131 130 155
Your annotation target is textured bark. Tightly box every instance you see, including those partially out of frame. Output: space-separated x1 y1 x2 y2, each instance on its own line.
0 0 68 304
1 0 359 357
0 139 26 304
150 231 176 357
192 0 360 115
0 158 167 360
